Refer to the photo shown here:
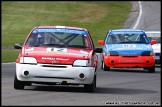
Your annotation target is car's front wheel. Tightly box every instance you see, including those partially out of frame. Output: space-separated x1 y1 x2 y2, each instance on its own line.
14 75 25 89
101 60 104 69
147 66 155 73
103 61 110 71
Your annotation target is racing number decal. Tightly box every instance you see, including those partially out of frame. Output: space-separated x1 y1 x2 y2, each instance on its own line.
46 48 67 52
123 44 136 48
57 48 66 52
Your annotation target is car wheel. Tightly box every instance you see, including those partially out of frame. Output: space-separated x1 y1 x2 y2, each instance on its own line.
101 60 103 69
14 75 25 89
84 75 96 92
148 66 155 73
103 61 110 71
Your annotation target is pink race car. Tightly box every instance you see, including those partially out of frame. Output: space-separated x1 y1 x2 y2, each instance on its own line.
14 26 102 92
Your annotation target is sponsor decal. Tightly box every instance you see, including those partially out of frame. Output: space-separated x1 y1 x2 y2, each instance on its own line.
111 31 143 35
32 28 87 36
42 57 69 64
42 57 69 61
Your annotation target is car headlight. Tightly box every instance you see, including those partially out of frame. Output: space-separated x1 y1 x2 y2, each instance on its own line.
73 60 91 67
141 51 154 56
20 57 37 64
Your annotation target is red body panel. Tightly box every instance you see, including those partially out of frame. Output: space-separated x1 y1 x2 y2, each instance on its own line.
17 46 94 64
104 55 155 68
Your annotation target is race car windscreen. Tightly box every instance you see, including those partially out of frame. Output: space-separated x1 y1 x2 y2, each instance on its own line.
25 28 90 48
106 31 150 44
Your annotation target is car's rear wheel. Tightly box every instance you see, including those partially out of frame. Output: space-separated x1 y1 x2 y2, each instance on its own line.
14 75 25 89
84 75 96 92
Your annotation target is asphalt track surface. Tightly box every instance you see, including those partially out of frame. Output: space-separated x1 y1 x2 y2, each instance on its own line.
1 1 161 106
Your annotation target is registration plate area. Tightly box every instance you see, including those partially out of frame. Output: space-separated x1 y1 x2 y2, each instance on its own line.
118 59 144 64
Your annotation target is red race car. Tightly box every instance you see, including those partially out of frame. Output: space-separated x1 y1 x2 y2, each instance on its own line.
14 26 102 92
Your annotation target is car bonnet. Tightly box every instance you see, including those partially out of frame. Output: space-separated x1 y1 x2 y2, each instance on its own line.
106 44 152 56
21 46 92 64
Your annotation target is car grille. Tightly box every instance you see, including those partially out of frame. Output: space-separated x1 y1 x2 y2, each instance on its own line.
41 64 68 68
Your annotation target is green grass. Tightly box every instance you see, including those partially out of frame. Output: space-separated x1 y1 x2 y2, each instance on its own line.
2 1 131 63
1 50 20 63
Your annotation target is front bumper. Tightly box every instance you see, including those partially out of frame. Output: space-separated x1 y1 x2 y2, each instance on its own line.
16 63 95 85
104 56 155 68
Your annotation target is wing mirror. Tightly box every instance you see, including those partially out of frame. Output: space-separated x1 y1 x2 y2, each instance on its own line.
98 40 104 45
94 47 103 53
14 43 22 49
150 40 157 45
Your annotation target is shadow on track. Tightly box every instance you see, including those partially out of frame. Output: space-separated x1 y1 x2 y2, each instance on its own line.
95 87 158 95
23 84 158 95
25 85 86 93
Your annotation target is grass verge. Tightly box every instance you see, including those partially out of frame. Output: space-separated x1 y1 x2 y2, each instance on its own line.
1 50 20 63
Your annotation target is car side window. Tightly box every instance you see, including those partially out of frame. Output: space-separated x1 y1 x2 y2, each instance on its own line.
25 33 38 46
87 31 94 49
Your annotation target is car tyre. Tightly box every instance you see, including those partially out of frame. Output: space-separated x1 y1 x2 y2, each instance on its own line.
14 75 25 89
84 75 96 92
148 66 155 73
101 60 103 69
103 61 110 71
